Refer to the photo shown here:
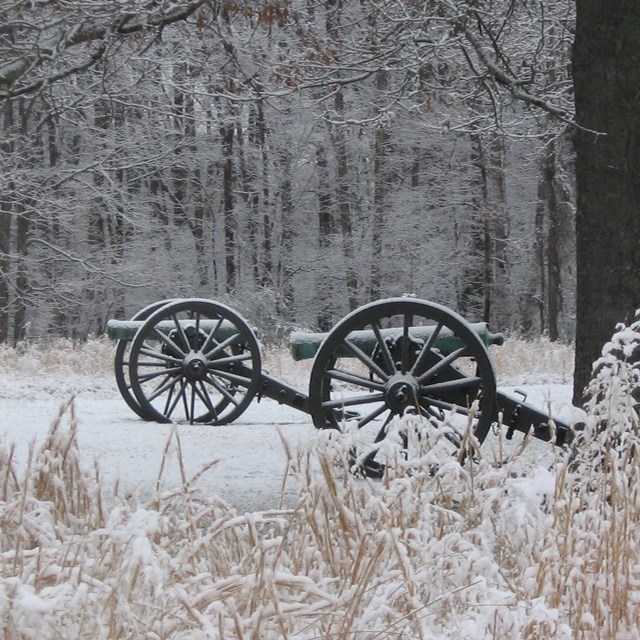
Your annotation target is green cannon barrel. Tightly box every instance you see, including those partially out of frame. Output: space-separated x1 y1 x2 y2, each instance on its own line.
106 318 241 342
289 322 504 361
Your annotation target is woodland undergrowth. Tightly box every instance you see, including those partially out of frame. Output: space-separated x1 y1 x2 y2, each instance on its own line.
0 334 638 638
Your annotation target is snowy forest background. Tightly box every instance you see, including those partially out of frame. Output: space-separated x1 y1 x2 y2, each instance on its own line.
0 1 575 343
9 4 640 638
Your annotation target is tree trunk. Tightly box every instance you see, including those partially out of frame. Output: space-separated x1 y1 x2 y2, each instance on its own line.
276 148 295 320
13 200 29 343
316 143 334 331
12 99 32 343
462 132 492 323
537 136 562 341
236 118 260 284
530 167 547 334
573 0 640 403
0 99 13 342
331 89 359 311
484 133 511 328
220 120 236 294
181 70 209 289
0 196 10 342
256 100 273 287
369 69 389 302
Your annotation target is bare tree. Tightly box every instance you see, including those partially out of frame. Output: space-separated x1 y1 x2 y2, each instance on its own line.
0 0 580 344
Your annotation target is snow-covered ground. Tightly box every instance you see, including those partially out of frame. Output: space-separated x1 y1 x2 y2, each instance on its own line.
4 339 640 638
1 353 577 511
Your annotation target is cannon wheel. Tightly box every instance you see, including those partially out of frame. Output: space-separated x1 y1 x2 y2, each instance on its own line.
114 299 180 421
308 298 497 477
129 299 261 425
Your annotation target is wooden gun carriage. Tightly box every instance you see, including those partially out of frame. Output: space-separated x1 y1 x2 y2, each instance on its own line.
107 297 574 477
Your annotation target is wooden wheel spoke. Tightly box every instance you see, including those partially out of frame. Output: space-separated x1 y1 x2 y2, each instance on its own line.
204 331 243 359
147 372 181 403
137 366 181 383
194 381 217 415
188 382 197 424
171 313 191 354
148 327 187 359
410 321 443 376
419 376 483 397
417 346 469 384
208 367 254 388
401 313 412 374
322 392 385 410
163 381 176 416
356 404 390 429
204 374 241 406
424 404 445 422
207 352 254 368
370 320 395 374
135 360 181 368
200 316 224 354
370 411 395 444
161 380 187 420
342 338 390 381
139 345 182 366
326 368 385 392
179 380 190 422
417 395 478 416
194 312 202 340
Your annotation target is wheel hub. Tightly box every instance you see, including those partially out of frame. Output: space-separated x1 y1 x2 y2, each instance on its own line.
183 353 208 381
385 373 420 413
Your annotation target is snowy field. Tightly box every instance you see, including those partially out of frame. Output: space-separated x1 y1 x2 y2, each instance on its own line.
0 339 575 511
2 366 316 511
2 336 639 639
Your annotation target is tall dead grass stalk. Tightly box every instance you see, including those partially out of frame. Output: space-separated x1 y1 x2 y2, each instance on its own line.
1 335 638 638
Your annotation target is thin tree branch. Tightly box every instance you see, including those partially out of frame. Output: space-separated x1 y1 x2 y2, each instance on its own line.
462 25 573 123
0 0 209 99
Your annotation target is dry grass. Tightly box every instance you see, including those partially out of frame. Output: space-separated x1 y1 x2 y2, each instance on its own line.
264 335 575 389
0 334 574 388
3 336 639 638
489 336 574 385
0 337 114 376
1 395 639 636
0 403 556 639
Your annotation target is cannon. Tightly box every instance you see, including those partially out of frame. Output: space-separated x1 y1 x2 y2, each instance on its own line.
107 297 574 477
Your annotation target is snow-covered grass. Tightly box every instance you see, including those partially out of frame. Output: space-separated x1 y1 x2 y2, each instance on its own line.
0 337 114 376
1 334 638 638
0 333 574 384
490 336 574 385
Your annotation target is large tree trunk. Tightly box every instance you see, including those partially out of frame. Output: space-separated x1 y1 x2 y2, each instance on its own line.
573 1 640 403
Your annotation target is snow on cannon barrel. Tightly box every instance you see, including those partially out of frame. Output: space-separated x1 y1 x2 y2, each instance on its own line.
289 322 505 361
106 317 244 344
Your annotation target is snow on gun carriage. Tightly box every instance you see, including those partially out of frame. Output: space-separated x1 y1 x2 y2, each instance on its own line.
106 297 574 477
